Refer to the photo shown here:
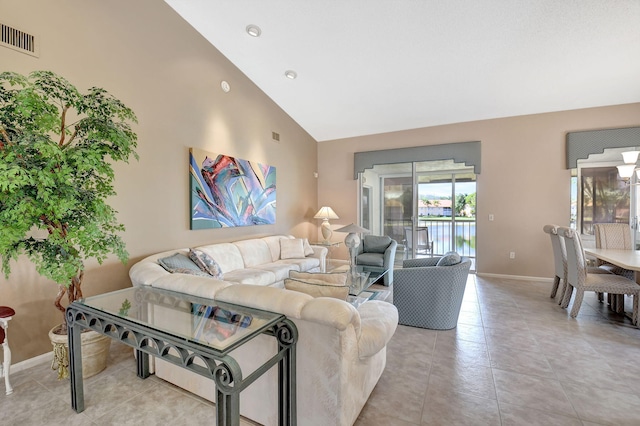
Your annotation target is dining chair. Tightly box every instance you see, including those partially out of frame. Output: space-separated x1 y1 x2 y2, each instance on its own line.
543 224 611 304
594 223 634 311
593 223 634 278
559 226 638 326
543 224 566 299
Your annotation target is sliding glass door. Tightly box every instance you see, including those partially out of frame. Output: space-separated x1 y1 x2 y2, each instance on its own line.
359 160 476 269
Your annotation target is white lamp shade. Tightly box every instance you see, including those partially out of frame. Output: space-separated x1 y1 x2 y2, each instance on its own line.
334 223 370 234
617 164 636 179
314 206 339 220
622 151 640 164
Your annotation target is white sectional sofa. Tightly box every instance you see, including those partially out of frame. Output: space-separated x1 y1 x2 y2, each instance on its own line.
128 235 399 426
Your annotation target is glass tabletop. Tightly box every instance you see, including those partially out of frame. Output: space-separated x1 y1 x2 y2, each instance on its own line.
75 287 284 353
347 265 389 296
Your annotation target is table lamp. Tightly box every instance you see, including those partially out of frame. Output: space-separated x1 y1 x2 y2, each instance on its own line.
314 206 339 243
335 223 371 275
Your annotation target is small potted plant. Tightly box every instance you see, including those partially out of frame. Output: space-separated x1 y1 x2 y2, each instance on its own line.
0 70 138 378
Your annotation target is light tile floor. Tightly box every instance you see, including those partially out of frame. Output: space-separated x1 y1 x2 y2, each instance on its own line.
3 274 640 425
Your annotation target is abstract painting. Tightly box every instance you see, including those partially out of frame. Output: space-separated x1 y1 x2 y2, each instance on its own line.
189 148 276 229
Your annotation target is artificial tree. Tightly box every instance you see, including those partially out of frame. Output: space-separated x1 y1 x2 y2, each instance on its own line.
0 70 138 333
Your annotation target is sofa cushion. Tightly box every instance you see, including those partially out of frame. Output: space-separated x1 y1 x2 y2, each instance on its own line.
188 248 223 278
158 253 210 276
284 278 349 300
276 257 321 272
151 274 232 299
436 251 462 266
357 252 385 267
254 262 299 282
261 235 290 262
197 243 245 273
280 238 306 259
289 270 347 285
234 239 273 268
363 235 392 253
222 268 276 286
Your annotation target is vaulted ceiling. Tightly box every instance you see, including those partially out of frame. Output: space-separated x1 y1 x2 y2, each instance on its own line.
165 0 640 142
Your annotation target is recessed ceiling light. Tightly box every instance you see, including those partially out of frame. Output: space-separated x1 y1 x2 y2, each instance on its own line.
246 24 261 37
284 70 297 80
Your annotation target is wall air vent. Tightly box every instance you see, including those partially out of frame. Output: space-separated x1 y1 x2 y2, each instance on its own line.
1 22 39 57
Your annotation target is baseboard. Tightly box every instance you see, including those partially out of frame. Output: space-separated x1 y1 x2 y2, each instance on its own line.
476 273 553 283
11 351 52 373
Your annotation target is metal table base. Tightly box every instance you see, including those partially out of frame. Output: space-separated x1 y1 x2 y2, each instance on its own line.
66 289 297 425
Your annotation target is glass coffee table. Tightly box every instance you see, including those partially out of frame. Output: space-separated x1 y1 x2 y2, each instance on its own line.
347 265 388 296
344 265 391 307
66 286 297 425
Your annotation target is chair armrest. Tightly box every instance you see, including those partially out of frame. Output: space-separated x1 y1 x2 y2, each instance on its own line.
308 245 328 272
403 257 440 268
357 301 398 358
382 240 398 285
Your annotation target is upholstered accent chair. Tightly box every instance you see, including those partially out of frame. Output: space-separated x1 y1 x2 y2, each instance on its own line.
559 226 638 325
355 235 397 286
393 255 471 329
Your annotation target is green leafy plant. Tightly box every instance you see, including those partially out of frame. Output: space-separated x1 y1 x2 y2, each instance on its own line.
0 70 138 331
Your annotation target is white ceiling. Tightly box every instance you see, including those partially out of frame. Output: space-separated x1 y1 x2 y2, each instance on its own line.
165 0 640 142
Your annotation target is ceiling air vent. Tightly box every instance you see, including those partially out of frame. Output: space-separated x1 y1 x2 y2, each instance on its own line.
1 22 38 57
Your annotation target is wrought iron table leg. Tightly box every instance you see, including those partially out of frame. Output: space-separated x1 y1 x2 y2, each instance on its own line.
136 349 150 379
68 321 84 413
277 319 297 426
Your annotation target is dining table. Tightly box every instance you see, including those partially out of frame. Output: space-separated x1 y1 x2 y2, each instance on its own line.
583 247 640 284
583 247 640 318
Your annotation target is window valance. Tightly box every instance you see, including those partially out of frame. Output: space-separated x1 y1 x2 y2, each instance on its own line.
566 127 640 169
353 141 481 179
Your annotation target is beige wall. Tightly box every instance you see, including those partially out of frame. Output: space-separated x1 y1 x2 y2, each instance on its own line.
318 104 640 276
0 0 319 362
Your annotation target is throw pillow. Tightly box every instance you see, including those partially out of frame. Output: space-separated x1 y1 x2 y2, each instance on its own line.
436 251 462 266
284 278 349 300
289 270 347 285
363 235 392 254
280 238 306 259
172 267 212 277
189 248 223 278
303 238 314 256
158 253 206 274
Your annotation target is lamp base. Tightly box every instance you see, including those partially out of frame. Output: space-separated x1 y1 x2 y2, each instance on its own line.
320 220 332 243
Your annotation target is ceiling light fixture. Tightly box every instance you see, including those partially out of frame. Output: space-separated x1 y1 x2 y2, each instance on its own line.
246 24 261 37
617 150 640 182
284 70 297 80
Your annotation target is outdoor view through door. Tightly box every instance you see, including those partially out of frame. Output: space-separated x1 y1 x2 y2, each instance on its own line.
359 159 476 269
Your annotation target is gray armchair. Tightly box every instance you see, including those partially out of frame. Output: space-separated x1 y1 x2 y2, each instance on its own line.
355 235 397 286
393 255 471 329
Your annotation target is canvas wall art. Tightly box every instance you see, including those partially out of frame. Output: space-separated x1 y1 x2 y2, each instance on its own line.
189 148 276 229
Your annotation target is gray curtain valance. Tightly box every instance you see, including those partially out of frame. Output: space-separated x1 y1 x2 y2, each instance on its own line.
353 141 481 179
566 127 640 169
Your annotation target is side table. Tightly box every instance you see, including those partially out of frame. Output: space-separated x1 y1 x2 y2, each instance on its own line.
0 306 15 395
67 287 297 426
311 241 341 271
